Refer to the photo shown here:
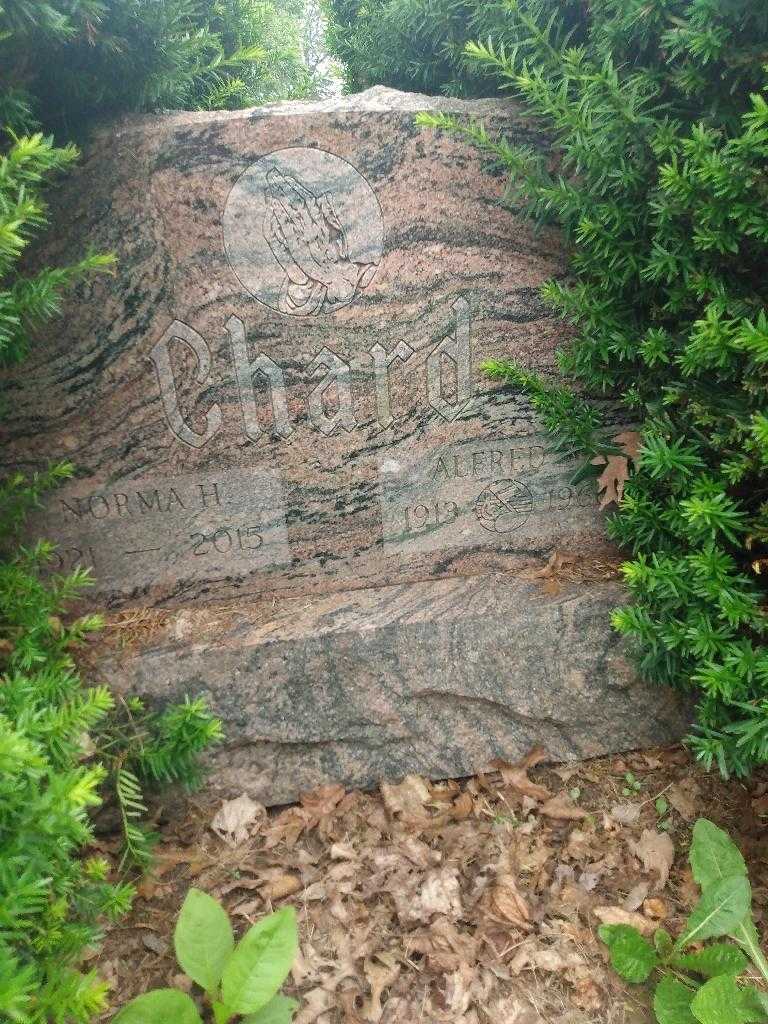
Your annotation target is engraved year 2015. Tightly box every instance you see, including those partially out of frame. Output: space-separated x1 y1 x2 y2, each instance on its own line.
190 524 264 557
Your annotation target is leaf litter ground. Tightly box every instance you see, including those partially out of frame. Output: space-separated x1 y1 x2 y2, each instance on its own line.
95 746 768 1023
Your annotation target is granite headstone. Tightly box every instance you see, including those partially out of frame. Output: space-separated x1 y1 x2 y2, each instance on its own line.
0 87 690 802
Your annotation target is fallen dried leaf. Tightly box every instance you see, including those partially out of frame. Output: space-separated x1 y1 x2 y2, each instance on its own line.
540 792 589 821
630 829 675 890
493 746 551 802
295 986 333 1024
530 948 579 972
452 791 474 820
263 806 312 849
300 783 346 822
609 802 641 827
489 874 532 930
142 933 168 956
570 972 604 1012
643 897 668 920
623 881 650 912
264 873 302 901
363 956 400 1023
614 430 642 463
666 779 700 822
381 775 432 822
395 866 462 925
591 453 630 508
211 793 264 846
593 905 654 935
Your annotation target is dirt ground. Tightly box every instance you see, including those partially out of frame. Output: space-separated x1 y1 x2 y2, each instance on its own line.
95 745 768 1024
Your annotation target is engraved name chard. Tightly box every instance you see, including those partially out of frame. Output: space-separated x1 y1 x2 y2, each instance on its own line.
11 138 611 605
149 298 473 448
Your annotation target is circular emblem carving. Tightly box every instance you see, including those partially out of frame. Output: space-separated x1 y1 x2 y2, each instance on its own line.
474 479 534 534
223 147 383 317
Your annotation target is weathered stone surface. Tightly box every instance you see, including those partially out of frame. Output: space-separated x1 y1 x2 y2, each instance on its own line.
98 577 691 805
1 87 691 799
2 86 607 607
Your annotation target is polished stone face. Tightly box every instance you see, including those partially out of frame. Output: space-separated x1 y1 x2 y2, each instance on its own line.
1 89 611 609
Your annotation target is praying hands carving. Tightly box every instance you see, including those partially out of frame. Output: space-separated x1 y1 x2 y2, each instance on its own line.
264 167 377 316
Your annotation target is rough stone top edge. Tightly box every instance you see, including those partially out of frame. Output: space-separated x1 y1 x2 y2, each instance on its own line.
108 85 525 139
96 576 627 660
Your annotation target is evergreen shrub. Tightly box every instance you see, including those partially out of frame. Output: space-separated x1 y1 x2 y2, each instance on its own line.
411 0 768 777
0 0 313 138
321 0 585 96
1 5 227 1020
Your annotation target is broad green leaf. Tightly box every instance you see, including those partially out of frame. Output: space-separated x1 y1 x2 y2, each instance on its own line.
221 906 298 1015
243 993 300 1023
732 914 765 965
674 944 748 978
738 986 768 1023
174 888 234 995
690 975 750 1024
598 924 657 982
653 976 697 1024
113 989 203 1024
680 876 752 946
735 915 761 949
690 820 747 892
655 928 674 959
213 1001 232 1024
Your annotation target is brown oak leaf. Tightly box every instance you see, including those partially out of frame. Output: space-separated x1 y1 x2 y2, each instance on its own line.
540 792 589 820
614 430 642 462
490 745 552 802
591 453 631 509
630 829 675 891
591 430 642 508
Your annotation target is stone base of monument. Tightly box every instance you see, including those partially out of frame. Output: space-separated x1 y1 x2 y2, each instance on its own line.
97 576 691 805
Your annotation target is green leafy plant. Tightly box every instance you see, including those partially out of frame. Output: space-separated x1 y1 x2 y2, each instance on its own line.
115 889 299 1024
0 468 131 1022
0 462 223 1020
623 771 643 796
600 819 768 1024
411 0 768 778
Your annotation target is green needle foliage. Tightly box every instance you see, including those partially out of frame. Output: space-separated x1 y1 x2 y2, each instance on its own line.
322 0 482 95
0 0 313 138
406 0 768 779
321 0 584 96
1 468 133 1023
0 128 114 363
1 6 228 1021
1 469 222 1020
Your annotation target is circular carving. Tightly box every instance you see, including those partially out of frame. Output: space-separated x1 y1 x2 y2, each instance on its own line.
474 479 534 534
223 147 383 317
